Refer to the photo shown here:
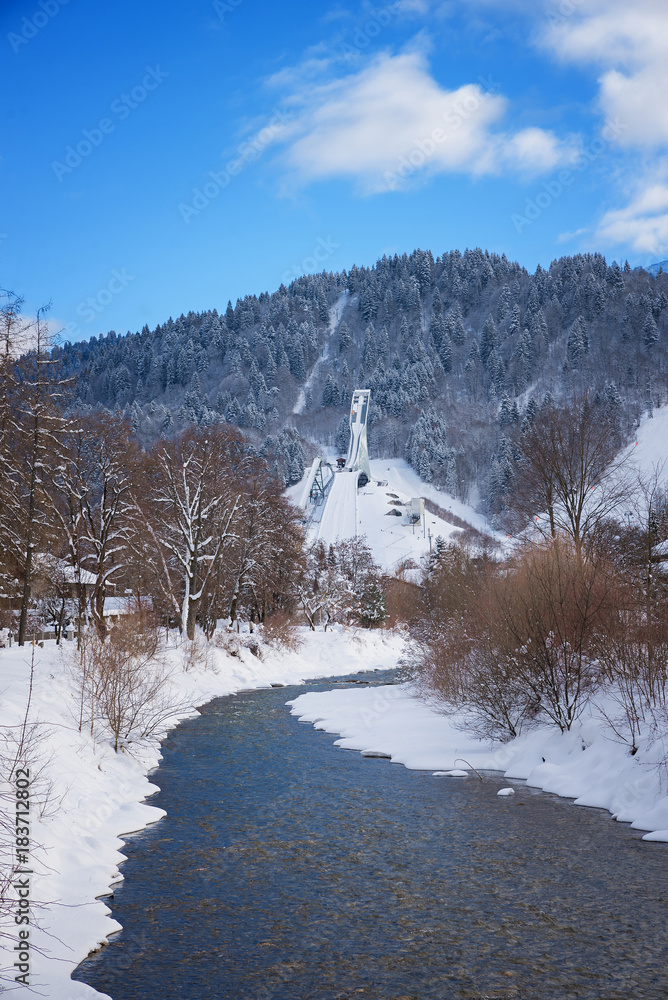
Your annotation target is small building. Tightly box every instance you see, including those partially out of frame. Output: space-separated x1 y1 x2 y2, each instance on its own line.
102 595 153 625
409 497 425 525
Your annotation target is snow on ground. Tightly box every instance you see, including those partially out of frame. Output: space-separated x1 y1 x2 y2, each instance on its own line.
3 409 665 997
629 404 668 482
354 477 456 572
359 459 497 572
289 683 668 844
369 458 491 534
0 627 403 999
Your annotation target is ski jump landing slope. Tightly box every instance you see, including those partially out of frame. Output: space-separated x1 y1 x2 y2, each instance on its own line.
315 469 358 543
311 388 370 544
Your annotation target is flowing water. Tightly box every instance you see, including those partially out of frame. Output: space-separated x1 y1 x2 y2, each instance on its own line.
74 669 668 1000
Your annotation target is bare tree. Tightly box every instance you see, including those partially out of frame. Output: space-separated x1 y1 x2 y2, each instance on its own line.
295 537 386 630
296 541 345 630
53 412 140 639
220 471 304 631
0 307 70 645
32 555 76 642
144 427 244 639
0 292 33 628
511 393 630 555
592 467 668 750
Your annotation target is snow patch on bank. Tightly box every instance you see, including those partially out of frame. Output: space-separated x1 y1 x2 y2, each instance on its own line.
288 682 668 843
0 627 403 999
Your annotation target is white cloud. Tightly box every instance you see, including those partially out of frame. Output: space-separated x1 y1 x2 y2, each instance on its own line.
531 0 668 255
274 50 574 193
540 0 668 148
500 127 571 174
594 173 668 255
557 227 589 244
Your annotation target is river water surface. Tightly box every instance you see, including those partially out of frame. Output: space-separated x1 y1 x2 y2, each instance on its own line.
74 670 668 1000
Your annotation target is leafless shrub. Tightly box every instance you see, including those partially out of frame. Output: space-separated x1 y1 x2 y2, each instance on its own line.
496 540 611 732
412 540 538 739
590 470 668 752
180 632 216 673
241 636 262 658
214 629 242 657
72 612 183 752
260 612 302 652
596 630 668 753
412 536 613 739
384 576 422 630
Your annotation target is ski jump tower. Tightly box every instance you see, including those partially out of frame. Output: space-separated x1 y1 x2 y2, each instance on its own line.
345 389 371 484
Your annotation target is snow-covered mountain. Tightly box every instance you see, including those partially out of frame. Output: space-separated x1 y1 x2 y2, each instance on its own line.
53 248 668 516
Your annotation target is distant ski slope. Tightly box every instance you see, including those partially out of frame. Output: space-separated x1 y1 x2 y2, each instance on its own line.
315 470 358 543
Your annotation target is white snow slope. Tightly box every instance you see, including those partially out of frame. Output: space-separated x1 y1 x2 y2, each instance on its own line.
0 628 403 999
628 402 668 484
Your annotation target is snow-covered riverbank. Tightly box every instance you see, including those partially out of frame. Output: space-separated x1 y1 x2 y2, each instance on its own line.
0 628 403 999
289 682 668 843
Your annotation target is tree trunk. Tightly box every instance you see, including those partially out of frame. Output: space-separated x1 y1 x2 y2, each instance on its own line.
17 448 38 646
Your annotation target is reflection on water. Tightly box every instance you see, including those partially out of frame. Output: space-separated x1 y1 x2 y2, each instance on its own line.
74 670 668 999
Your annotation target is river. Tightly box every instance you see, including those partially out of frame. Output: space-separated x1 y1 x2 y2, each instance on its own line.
74 669 668 999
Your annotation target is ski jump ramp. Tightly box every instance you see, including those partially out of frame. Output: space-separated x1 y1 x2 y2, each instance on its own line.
345 389 371 482
313 389 371 544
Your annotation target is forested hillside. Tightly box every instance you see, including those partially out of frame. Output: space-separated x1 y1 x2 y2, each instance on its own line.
54 249 668 516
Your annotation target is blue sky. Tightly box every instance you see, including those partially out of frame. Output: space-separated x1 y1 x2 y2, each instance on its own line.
1 0 667 342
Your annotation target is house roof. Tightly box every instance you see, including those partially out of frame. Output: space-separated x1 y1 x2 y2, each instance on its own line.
34 554 97 586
